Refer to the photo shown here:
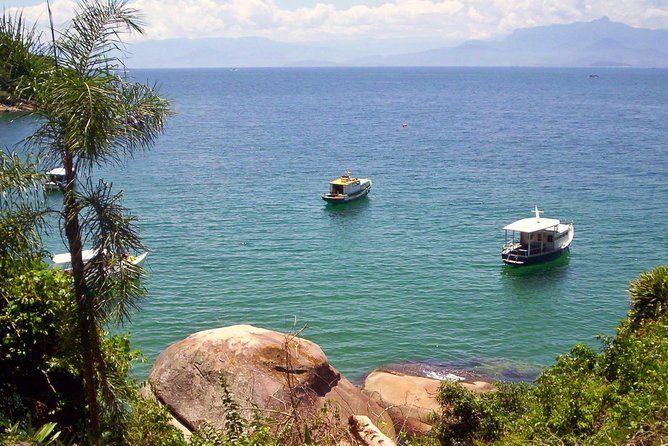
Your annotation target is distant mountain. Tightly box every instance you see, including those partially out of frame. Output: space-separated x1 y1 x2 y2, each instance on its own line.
126 17 668 68
125 37 447 68
353 17 668 67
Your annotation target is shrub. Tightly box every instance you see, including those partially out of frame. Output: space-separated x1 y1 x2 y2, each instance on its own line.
435 381 530 445
0 260 84 431
628 266 668 328
435 266 668 446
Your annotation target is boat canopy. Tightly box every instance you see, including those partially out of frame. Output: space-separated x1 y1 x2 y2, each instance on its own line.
330 177 358 186
52 248 98 265
47 167 66 176
503 217 560 233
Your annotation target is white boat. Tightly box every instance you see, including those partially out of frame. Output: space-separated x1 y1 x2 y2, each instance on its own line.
51 249 147 272
322 170 372 203
45 167 66 190
501 206 574 266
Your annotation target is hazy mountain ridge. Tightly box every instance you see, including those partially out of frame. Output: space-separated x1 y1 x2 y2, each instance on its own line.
126 17 668 68
354 18 668 67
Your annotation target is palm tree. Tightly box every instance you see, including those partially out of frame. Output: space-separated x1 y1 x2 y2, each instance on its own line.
0 151 46 269
20 0 171 442
628 266 668 328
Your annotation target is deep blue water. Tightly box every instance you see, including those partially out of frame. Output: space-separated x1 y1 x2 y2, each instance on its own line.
1 67 667 380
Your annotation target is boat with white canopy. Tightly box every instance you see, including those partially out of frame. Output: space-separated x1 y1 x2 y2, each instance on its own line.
501 206 574 266
51 249 147 272
45 167 66 190
322 169 371 203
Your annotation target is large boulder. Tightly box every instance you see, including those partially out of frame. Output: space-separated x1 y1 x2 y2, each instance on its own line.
362 369 495 435
148 325 395 439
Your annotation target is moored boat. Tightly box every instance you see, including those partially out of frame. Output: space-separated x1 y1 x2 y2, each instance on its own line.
51 249 147 272
45 167 66 190
322 170 371 203
501 206 574 266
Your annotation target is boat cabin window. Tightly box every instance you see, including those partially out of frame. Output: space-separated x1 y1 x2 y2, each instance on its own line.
547 235 553 242
331 184 344 194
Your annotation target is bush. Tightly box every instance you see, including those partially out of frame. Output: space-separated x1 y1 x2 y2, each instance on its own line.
0 12 50 105
0 260 84 432
628 266 668 329
95 334 187 446
435 381 530 445
434 266 668 446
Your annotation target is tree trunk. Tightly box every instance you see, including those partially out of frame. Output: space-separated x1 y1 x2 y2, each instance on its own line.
62 151 100 444
92 323 114 405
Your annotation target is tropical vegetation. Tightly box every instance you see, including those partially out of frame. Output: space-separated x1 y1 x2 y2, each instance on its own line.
0 12 50 107
431 265 668 445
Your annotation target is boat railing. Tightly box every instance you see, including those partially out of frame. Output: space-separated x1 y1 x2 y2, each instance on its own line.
503 242 521 251
506 243 559 257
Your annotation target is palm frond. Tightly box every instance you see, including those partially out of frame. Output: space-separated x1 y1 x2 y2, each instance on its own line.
76 179 147 324
0 204 47 264
628 266 668 327
0 151 48 266
57 0 144 77
0 150 45 211
31 72 170 173
113 81 172 157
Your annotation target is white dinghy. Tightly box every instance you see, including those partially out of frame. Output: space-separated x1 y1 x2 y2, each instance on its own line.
51 249 147 272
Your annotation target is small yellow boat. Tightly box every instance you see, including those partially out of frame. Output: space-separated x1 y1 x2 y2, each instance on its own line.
322 170 372 203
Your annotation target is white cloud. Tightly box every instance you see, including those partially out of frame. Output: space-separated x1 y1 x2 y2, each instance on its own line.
9 0 668 42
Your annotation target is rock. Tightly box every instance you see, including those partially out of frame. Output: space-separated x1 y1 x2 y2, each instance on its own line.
148 325 395 439
349 415 397 446
140 383 192 439
362 369 495 435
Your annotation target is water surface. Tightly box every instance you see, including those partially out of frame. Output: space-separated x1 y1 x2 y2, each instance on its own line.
2 67 666 379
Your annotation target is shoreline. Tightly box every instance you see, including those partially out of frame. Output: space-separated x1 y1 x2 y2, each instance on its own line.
0 102 34 113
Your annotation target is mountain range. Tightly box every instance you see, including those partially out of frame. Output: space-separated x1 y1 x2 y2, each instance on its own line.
126 17 668 68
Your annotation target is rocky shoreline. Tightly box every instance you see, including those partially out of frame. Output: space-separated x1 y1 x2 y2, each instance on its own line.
143 325 499 444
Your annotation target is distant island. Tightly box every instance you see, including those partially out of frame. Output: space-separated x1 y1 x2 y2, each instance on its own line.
126 17 668 69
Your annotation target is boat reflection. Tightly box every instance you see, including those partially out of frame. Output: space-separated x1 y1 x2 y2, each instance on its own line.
500 253 571 297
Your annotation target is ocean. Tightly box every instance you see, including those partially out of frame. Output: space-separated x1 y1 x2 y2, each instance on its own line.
1 67 666 380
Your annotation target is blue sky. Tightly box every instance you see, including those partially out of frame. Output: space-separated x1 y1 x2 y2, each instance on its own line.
5 0 667 42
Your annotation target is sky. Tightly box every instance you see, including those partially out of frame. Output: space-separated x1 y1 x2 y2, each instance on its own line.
3 0 668 43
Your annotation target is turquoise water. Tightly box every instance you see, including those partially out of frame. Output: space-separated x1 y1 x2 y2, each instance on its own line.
1 67 667 380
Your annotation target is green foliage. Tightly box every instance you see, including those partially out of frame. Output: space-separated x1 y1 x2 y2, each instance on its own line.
435 381 530 445
434 266 668 446
90 334 186 446
123 395 186 446
0 151 47 274
189 423 275 446
188 378 275 446
0 421 61 445
527 344 608 442
219 376 244 442
0 12 49 105
627 266 668 329
0 260 84 430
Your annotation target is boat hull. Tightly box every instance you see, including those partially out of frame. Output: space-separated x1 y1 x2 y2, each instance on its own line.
45 181 66 191
502 247 568 266
322 186 370 203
